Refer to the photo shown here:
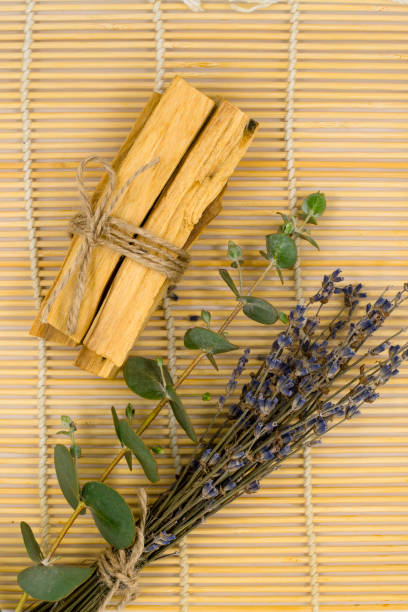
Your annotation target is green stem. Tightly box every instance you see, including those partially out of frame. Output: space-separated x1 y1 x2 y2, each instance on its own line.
15 593 28 612
237 262 244 294
296 211 313 233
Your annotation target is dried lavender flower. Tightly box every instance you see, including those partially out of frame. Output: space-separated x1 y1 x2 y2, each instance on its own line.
29 272 408 612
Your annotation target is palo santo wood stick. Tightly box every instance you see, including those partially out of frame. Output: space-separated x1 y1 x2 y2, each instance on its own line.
30 91 162 346
75 190 225 379
77 101 258 377
30 76 215 345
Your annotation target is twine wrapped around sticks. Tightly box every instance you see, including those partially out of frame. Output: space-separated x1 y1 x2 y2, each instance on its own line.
97 488 148 611
40 155 190 335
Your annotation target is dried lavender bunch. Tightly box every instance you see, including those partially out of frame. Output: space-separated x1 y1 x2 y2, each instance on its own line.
29 271 408 612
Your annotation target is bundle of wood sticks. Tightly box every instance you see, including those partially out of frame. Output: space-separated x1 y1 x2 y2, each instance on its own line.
30 76 258 378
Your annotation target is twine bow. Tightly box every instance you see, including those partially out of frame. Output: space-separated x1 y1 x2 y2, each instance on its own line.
97 488 148 611
40 156 190 335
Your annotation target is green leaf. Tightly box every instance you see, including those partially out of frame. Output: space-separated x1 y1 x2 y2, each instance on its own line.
54 444 80 511
112 406 132 469
123 356 172 400
219 268 239 296
125 403 135 423
82 481 135 549
241 296 278 325
301 191 326 220
277 212 294 234
111 406 122 444
61 415 76 431
18 565 95 603
202 392 211 401
278 310 289 324
70 444 81 459
296 231 320 250
184 327 238 355
201 309 211 327
125 450 133 471
118 419 158 483
150 445 163 455
166 385 197 442
20 522 43 563
227 240 242 262
276 265 284 285
206 353 219 371
265 234 297 269
56 430 71 436
277 212 290 225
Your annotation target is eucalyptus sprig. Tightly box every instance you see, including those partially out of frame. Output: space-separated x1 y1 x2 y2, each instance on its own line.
15 193 326 609
183 192 326 367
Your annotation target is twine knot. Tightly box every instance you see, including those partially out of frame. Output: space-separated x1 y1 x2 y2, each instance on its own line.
97 488 147 611
40 155 190 335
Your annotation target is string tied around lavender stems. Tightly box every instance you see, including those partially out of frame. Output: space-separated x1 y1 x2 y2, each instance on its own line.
97 488 147 611
40 155 190 335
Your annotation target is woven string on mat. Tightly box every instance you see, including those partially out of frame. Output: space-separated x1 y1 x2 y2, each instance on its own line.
20 0 50 555
151 3 190 608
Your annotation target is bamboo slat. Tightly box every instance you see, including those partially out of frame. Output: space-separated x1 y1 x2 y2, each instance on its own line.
2 1 408 611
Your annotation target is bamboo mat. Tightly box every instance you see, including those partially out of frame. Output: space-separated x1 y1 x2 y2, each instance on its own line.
2 0 408 610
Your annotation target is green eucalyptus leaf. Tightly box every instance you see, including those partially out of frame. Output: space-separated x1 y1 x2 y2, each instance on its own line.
206 353 219 371
70 444 81 459
54 444 80 511
125 403 135 423
166 385 197 442
123 356 171 400
125 450 133 471
277 212 294 234
201 309 211 326
184 327 238 355
219 268 239 296
150 445 163 454
277 212 290 224
61 415 76 431
227 240 242 262
278 310 289 324
265 234 297 269
111 406 122 444
301 191 326 220
118 419 158 483
20 522 43 563
296 231 320 250
18 565 95 603
82 481 135 548
276 265 284 285
112 406 132 472
241 296 278 325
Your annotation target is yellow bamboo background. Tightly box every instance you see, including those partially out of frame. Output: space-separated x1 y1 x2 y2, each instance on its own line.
2 0 408 610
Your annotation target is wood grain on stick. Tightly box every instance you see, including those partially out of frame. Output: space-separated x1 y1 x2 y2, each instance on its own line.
30 76 214 344
77 101 258 377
